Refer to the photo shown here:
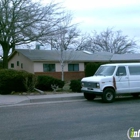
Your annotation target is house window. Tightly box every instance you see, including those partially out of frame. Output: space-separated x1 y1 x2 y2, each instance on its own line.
43 64 55 72
21 63 23 68
68 64 79 71
11 63 14 68
17 61 19 66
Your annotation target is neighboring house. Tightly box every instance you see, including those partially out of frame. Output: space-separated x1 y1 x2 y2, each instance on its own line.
8 49 140 81
111 54 140 62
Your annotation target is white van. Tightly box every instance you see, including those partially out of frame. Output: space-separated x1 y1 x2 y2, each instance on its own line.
81 63 140 103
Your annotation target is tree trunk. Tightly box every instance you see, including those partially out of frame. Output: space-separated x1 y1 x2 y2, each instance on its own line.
2 43 10 69
61 48 64 81
3 49 9 69
61 63 64 81
12 44 15 52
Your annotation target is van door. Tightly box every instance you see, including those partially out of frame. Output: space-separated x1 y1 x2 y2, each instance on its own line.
115 66 130 93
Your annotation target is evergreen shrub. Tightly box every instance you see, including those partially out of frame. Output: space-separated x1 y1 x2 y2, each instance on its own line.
85 63 103 77
70 80 81 92
36 75 64 91
0 69 36 94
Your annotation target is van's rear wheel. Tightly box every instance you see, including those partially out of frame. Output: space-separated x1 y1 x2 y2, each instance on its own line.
84 93 96 101
102 88 115 103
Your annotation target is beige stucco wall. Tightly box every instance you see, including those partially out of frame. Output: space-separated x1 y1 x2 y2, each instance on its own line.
34 62 84 72
8 52 34 73
34 62 43 72
79 63 84 71
56 63 68 72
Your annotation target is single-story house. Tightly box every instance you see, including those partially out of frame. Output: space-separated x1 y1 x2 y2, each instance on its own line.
8 49 140 81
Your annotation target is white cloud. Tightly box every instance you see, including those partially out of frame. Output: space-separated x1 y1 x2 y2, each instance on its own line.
65 1 140 40
63 0 140 10
41 0 140 42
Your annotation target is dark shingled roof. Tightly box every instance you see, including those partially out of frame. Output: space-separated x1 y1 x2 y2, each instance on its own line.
111 54 140 61
13 49 113 62
9 49 140 62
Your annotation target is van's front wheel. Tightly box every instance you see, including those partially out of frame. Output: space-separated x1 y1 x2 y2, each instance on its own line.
84 93 96 101
102 88 115 103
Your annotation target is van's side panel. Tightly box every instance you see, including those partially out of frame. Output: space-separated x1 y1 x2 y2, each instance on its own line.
129 76 140 93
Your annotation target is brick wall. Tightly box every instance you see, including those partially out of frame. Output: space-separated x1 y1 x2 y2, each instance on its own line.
35 71 85 81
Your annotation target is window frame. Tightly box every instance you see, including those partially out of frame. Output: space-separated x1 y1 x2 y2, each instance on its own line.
11 63 14 68
17 61 19 66
129 66 140 75
68 64 79 72
43 64 55 72
21 63 23 69
116 66 127 76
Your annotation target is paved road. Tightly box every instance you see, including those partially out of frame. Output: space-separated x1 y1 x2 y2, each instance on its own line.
0 97 140 140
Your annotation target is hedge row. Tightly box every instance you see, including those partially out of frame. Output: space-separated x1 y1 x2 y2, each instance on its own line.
36 75 64 91
0 69 64 95
0 69 36 95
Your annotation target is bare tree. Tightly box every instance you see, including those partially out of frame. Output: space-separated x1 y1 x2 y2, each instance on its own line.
49 27 80 50
77 28 137 54
0 0 68 68
51 27 80 81
43 13 81 81
75 34 92 51
44 12 81 50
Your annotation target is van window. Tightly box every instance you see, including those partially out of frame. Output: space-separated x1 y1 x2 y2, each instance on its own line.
129 66 140 75
95 66 116 76
116 66 126 76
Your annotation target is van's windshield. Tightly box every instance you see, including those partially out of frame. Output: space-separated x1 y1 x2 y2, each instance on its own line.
94 66 116 76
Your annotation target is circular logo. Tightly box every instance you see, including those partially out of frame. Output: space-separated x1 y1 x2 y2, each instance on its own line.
127 127 134 140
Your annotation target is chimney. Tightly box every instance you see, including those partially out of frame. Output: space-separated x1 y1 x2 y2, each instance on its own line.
36 44 40 50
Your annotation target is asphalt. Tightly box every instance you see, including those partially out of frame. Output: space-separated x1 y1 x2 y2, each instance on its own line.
0 93 85 106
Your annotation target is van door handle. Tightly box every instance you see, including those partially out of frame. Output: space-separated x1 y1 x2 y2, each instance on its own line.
125 77 129 79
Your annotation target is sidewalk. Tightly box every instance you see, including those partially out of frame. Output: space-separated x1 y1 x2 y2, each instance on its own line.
0 93 84 106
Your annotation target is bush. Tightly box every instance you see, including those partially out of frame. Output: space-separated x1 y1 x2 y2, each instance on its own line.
0 69 36 95
70 80 81 92
36 75 64 91
24 73 37 92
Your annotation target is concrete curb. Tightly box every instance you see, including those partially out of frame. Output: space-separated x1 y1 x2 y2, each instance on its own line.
29 95 84 103
0 93 84 106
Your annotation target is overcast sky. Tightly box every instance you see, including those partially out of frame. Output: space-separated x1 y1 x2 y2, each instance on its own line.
1 0 140 55
49 0 140 45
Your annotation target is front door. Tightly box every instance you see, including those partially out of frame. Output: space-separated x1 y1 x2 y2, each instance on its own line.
114 66 129 93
